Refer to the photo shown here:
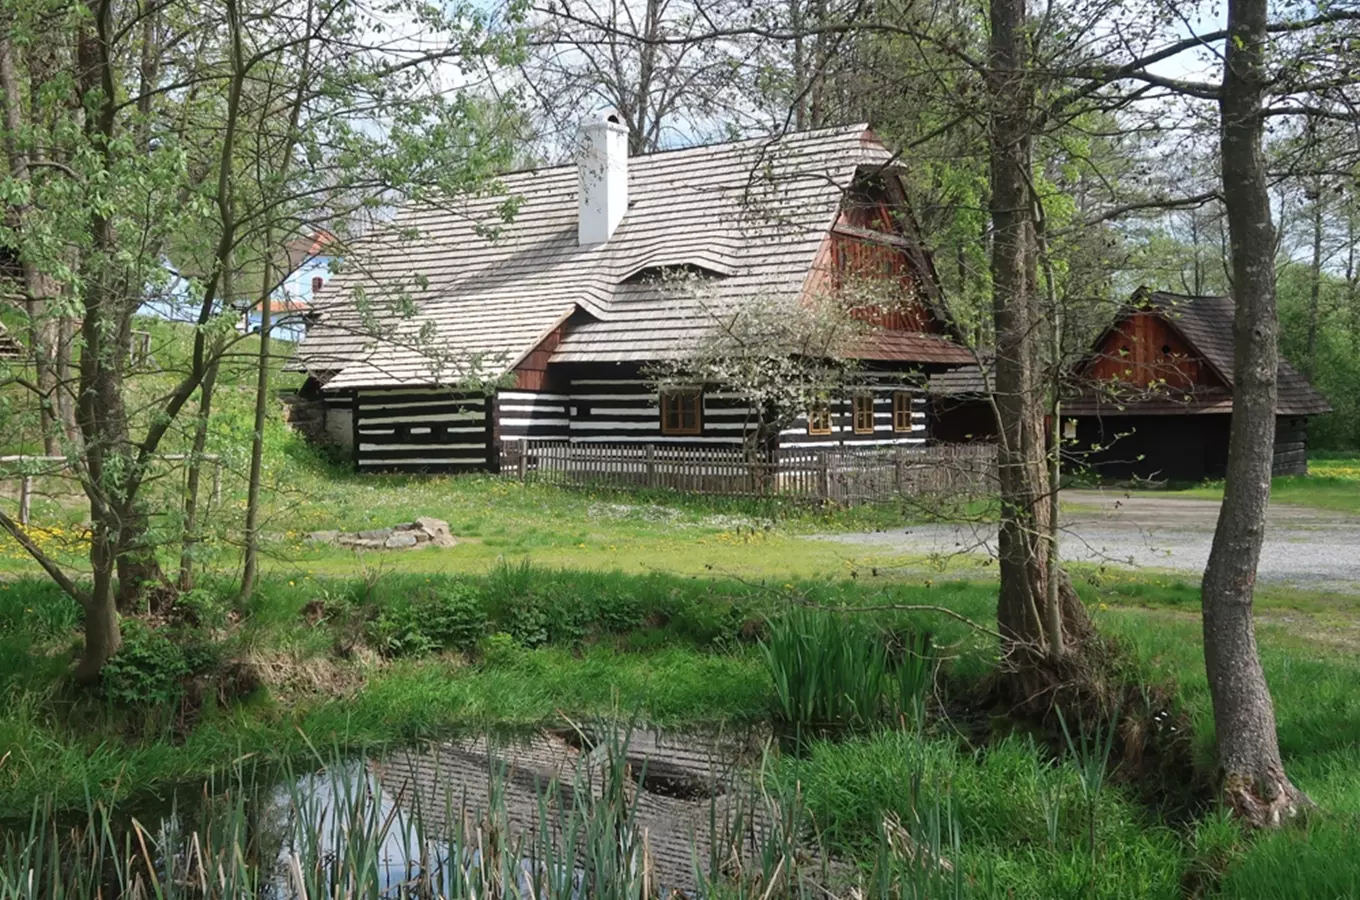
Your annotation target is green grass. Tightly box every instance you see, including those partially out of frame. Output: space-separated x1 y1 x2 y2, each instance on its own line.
3 344 1360 895
2 559 1359 894
1164 455 1360 514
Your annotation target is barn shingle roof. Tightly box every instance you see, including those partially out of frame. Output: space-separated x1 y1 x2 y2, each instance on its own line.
296 125 970 389
1067 290 1332 417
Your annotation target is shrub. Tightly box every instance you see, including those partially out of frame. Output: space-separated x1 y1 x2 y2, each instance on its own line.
101 621 193 707
371 584 486 657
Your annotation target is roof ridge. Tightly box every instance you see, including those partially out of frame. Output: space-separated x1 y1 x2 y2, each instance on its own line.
490 123 875 180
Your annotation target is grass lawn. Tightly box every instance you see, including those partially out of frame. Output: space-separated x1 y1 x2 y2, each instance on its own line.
3 374 1359 895
2 552 1358 897
1165 454 1360 515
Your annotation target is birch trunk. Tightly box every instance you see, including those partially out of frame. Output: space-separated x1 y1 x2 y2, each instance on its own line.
1204 0 1308 825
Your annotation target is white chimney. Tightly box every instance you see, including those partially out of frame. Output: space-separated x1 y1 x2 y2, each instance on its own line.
577 113 629 246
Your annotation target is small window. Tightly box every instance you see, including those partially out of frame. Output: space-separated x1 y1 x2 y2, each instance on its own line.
1063 419 1077 440
660 389 702 435
853 393 875 434
808 400 832 435
892 392 914 432
311 275 324 293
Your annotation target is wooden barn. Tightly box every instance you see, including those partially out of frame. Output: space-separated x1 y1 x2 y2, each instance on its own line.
292 121 975 474
927 290 1332 482
1064 290 1331 480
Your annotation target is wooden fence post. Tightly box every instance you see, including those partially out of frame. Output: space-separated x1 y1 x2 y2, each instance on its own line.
518 442 529 482
19 475 32 526
645 444 656 487
819 451 831 502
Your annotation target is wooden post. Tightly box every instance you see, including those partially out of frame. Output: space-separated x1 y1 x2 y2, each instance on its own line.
19 475 32 526
645 444 655 487
819 451 831 502
518 441 529 482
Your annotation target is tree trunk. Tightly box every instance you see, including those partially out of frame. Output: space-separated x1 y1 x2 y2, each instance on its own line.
1304 176 1324 379
239 267 274 600
1204 0 1308 826
72 0 131 680
0 29 65 454
75 530 121 685
179 345 222 591
986 0 1096 681
117 502 167 611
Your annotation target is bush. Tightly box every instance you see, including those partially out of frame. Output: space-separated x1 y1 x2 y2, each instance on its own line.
370 584 486 657
101 621 193 707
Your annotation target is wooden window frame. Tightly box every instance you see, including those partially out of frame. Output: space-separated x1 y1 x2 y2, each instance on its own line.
660 388 702 436
892 391 914 433
852 393 875 434
808 400 832 436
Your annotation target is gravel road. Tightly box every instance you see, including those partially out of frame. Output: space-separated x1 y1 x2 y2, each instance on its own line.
813 490 1360 594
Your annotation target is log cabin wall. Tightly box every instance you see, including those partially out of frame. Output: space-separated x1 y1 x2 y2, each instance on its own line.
1273 415 1309 476
556 364 753 446
493 363 933 451
779 376 928 450
353 389 494 472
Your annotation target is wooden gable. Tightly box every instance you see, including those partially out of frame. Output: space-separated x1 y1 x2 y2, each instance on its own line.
1081 311 1223 391
806 175 940 334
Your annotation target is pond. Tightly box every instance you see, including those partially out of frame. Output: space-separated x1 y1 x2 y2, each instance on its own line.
0 725 800 899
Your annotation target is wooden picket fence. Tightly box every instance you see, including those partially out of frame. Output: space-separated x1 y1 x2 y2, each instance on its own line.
503 441 996 505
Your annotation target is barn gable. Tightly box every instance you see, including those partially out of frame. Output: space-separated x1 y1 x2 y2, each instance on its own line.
1067 289 1331 417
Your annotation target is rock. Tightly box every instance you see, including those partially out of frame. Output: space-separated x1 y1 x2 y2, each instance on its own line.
348 538 387 551
318 519 455 552
413 516 457 547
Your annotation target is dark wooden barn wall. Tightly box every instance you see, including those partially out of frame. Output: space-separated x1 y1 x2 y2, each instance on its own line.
1274 415 1309 476
1084 312 1213 391
353 389 493 472
1071 413 1310 481
928 395 997 444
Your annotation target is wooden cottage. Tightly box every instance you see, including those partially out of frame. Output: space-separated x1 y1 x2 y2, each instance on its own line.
293 121 975 473
1064 290 1331 480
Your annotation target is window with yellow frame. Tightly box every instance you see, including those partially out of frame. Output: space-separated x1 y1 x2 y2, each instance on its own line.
852 393 875 434
808 399 832 435
892 391 915 432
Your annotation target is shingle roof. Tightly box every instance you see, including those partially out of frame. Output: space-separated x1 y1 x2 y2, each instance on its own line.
1067 290 1332 417
296 125 968 389
927 365 989 395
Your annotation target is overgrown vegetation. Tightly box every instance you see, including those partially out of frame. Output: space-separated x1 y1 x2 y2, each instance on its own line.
1 557 1357 896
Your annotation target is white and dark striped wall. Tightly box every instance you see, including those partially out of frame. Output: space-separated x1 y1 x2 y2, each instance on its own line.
352 389 495 472
561 378 755 445
779 385 927 450
496 391 570 442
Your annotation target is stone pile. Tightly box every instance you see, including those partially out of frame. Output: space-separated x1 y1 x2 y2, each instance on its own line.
308 516 456 551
